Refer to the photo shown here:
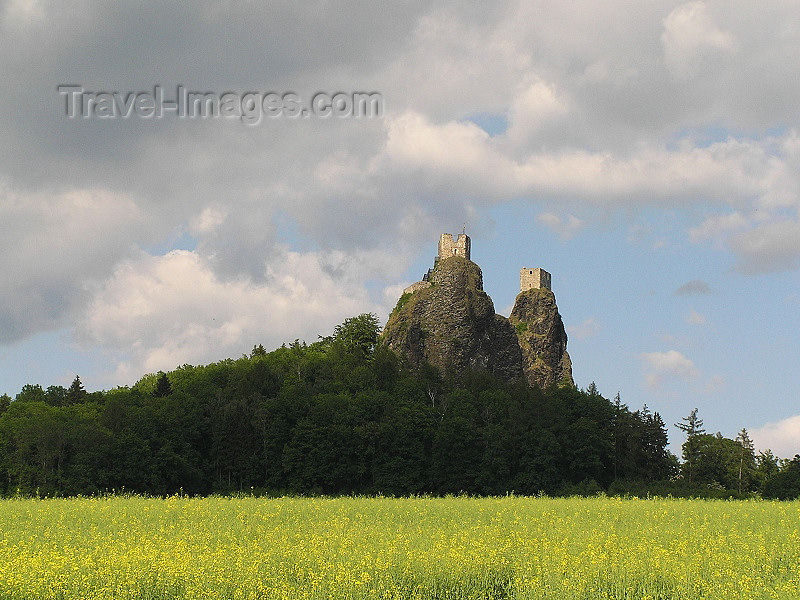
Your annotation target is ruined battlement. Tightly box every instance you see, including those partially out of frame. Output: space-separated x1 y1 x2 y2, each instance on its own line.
438 233 471 261
403 280 432 295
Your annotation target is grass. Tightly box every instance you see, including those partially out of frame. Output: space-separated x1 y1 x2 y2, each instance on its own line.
392 292 413 315
0 494 798 599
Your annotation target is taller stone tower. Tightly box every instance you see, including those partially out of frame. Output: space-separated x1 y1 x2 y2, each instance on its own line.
438 233 471 260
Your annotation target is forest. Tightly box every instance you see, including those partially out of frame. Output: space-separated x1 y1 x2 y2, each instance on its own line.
0 314 798 499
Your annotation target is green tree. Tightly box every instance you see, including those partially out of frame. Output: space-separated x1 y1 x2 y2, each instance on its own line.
762 456 800 500
693 433 744 490
56 403 113 495
333 313 381 357
45 386 67 407
609 394 643 482
735 428 756 494
65 376 87 405
675 408 705 483
210 390 262 491
0 394 10 416
0 401 67 493
283 393 364 494
153 371 173 397
16 384 46 403
636 407 675 481
370 391 430 494
430 389 482 494
753 449 780 492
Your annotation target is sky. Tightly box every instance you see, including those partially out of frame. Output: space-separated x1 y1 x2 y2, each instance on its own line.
1 0 799 458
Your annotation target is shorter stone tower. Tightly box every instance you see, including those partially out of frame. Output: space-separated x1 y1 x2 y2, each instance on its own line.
438 233 471 260
520 267 551 292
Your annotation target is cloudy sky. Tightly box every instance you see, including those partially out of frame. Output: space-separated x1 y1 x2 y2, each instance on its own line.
1 0 799 457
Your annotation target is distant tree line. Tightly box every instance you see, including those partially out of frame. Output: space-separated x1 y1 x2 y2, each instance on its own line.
0 314 797 499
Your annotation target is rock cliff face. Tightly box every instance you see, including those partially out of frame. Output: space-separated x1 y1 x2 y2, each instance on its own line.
382 255 573 388
382 257 524 382
509 287 573 388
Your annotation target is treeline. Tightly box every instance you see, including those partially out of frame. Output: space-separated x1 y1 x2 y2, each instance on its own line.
0 315 797 498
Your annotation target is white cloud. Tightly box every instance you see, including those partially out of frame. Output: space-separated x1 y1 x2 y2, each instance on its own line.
381 112 505 194
689 205 800 275
567 318 602 340
729 217 800 274
189 206 228 236
379 3 530 119
675 280 712 296
642 350 700 389
751 415 800 458
375 111 788 210
0 187 148 342
689 212 750 245
2 0 45 25
699 373 726 395
686 309 707 326
661 1 735 80
536 212 586 240
78 249 389 385
505 78 569 147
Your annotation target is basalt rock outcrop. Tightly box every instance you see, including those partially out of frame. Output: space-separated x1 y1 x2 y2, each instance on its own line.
382 256 524 382
509 286 573 387
382 246 573 388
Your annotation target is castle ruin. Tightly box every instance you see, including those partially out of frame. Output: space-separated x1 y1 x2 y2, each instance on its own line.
387 233 572 388
403 233 551 296
437 233 471 260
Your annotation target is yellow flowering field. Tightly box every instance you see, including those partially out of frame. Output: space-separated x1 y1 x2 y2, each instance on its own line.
0 495 798 599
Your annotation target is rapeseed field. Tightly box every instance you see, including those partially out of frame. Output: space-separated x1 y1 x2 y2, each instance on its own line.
0 495 797 599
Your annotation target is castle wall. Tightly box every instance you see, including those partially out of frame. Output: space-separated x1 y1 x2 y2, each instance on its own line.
520 267 551 291
438 233 471 260
403 281 432 295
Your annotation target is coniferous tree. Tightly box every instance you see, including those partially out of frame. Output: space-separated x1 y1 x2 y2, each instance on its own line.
640 409 673 481
675 408 705 483
610 392 624 481
735 428 756 495
153 371 173 397
65 376 87 405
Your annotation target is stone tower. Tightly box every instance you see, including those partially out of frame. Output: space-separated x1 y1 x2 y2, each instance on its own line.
438 233 471 261
520 267 551 291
